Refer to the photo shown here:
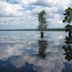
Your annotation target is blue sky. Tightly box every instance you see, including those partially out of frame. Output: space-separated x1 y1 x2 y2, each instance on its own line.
0 0 72 29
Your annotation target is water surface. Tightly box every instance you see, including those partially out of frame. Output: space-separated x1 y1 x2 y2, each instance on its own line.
0 31 72 72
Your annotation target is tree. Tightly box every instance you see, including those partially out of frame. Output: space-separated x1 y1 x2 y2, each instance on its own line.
38 10 47 38
63 7 72 25
63 7 72 37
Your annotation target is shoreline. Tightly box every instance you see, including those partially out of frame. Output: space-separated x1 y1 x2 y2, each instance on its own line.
0 28 65 31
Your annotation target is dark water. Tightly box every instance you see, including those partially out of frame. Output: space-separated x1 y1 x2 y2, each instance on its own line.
0 31 72 72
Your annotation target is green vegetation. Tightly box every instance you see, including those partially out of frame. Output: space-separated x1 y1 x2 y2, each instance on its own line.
63 7 72 61
63 7 72 24
38 10 47 38
65 25 72 32
38 10 48 59
63 7 72 33
38 10 47 30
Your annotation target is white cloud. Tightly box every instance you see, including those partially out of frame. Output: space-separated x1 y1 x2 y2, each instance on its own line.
0 1 23 16
0 0 72 28
46 0 71 7
35 0 71 8
21 0 38 4
0 14 38 29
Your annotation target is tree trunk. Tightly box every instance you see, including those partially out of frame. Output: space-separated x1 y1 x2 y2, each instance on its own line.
40 31 44 38
69 32 71 37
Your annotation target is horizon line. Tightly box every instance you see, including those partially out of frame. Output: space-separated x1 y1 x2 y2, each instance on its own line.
0 28 65 31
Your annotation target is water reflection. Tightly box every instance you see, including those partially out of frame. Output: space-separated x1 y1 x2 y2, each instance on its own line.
38 38 47 59
38 31 48 59
62 62 72 72
63 45 72 61
0 58 36 72
0 31 71 72
63 32 72 61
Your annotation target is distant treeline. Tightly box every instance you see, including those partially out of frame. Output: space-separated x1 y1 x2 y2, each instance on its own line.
0 28 65 31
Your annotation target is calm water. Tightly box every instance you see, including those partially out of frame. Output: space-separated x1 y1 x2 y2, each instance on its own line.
0 31 72 72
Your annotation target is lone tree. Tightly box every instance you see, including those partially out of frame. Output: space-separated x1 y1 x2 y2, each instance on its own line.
38 10 47 38
63 7 72 37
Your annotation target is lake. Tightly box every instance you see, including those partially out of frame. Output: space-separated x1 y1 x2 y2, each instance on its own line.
0 31 72 72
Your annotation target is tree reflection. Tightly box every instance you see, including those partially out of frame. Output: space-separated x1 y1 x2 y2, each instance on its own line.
63 32 72 61
38 37 48 59
62 62 72 72
63 45 72 61
65 33 72 44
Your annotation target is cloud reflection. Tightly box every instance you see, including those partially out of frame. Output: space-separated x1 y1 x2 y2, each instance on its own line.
0 31 71 72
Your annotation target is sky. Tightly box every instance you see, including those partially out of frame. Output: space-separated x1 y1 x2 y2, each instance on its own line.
0 0 72 29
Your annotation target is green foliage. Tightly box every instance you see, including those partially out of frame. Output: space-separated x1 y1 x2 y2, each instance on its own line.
63 7 72 24
38 10 47 31
65 25 72 32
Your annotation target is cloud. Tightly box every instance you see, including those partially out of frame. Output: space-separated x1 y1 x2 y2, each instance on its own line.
32 0 71 8
0 31 70 72
0 1 23 16
0 14 38 29
0 0 72 28
31 6 65 28
21 0 38 4
46 0 71 7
